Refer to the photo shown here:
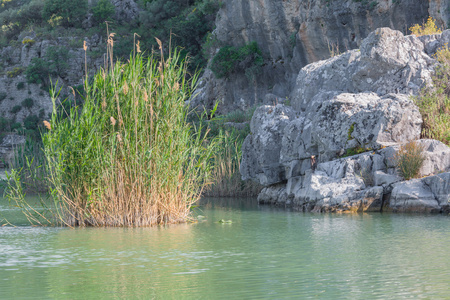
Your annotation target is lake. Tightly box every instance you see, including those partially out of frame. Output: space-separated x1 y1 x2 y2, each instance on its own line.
1 197 449 299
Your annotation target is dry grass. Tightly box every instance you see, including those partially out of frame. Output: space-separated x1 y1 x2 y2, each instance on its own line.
395 141 426 180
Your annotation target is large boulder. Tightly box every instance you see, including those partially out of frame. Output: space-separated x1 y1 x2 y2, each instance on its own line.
290 27 435 111
257 140 450 213
240 104 296 186
390 172 450 213
241 27 450 213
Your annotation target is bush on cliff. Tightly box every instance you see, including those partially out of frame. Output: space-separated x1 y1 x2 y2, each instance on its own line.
42 0 88 28
414 45 450 145
410 16 442 36
210 42 264 80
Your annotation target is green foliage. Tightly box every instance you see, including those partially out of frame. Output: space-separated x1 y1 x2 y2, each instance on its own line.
7 66 24 77
0 91 6 101
139 0 185 26
25 46 68 88
210 42 264 79
10 121 21 131
0 0 44 41
43 0 88 28
18 51 218 226
21 97 34 109
16 81 25 90
0 116 13 132
135 0 220 73
22 38 35 47
348 123 355 140
345 146 369 157
26 57 51 86
395 141 425 180
10 105 21 114
414 45 450 144
45 45 69 74
23 114 39 130
92 0 115 24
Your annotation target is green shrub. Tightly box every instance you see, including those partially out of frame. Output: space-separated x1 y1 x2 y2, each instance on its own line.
25 58 51 87
43 0 88 28
10 105 21 114
16 81 25 90
414 45 450 144
410 16 442 36
92 0 115 24
22 98 34 109
22 38 35 47
23 114 39 131
7 66 24 78
395 141 425 180
210 42 264 79
0 117 12 132
0 91 7 101
10 122 21 131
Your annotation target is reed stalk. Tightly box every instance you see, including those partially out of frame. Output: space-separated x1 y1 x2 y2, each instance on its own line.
37 49 215 226
203 130 262 197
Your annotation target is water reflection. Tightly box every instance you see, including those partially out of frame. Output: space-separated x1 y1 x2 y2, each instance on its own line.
0 197 449 299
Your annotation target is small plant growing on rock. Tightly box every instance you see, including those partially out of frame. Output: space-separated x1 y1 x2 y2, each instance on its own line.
16 82 25 90
22 38 35 47
10 105 22 114
0 92 7 102
357 168 374 187
21 98 34 109
395 141 426 180
7 67 25 78
410 16 442 36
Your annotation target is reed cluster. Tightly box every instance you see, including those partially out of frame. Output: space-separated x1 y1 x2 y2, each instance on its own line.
203 131 262 197
31 45 215 226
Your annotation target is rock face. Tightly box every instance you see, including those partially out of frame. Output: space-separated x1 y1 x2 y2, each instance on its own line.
241 28 450 213
0 33 105 123
195 0 449 113
0 134 26 168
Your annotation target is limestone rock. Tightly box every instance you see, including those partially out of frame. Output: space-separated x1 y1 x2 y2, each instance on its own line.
240 104 296 186
291 27 435 111
195 0 446 113
390 173 450 213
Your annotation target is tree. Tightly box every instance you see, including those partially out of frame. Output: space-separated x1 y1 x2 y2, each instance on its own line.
92 0 115 24
42 0 88 27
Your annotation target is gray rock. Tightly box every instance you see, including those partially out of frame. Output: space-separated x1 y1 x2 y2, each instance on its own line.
291 28 435 111
0 134 26 167
195 0 446 113
240 104 296 186
390 178 442 213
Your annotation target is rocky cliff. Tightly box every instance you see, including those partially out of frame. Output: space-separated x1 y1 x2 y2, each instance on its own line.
240 27 450 213
194 0 450 113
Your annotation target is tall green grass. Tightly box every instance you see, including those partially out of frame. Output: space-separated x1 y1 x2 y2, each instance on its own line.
7 44 217 226
203 130 262 197
414 45 450 145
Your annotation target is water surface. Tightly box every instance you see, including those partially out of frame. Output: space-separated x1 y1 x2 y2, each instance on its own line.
1 197 449 299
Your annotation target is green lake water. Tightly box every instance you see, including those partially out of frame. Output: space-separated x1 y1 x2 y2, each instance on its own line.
0 197 449 299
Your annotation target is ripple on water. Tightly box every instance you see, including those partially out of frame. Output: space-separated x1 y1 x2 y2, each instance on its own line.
0 200 449 299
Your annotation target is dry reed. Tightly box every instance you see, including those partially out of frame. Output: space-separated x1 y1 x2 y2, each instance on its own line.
7 38 216 227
